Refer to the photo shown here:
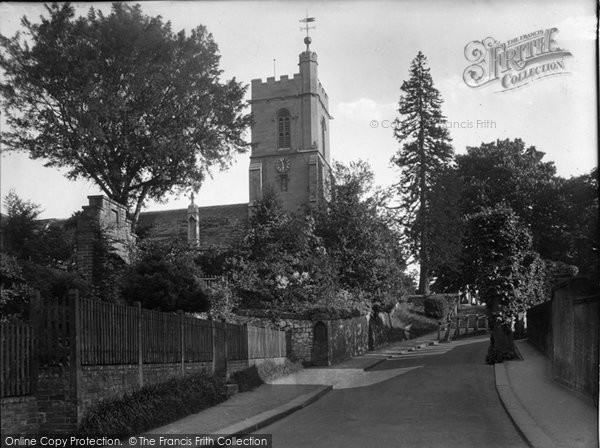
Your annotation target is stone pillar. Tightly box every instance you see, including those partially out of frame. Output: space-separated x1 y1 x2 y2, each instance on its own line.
187 197 200 247
76 196 134 282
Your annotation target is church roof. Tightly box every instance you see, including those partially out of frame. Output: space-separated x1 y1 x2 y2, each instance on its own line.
138 203 249 248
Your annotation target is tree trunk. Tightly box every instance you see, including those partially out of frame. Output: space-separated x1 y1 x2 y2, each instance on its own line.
130 187 149 233
418 263 430 295
486 321 517 364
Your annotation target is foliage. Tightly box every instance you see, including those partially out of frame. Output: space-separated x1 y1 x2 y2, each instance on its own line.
1 3 251 228
465 206 535 322
315 160 413 310
19 260 89 301
206 282 239 321
305 289 372 319
228 163 413 317
77 370 226 437
464 205 547 362
195 246 236 276
0 253 29 318
423 296 449 319
227 188 339 313
1 192 87 314
119 240 209 312
230 365 263 392
555 168 598 285
426 167 464 286
392 51 454 294
2 191 42 260
457 139 559 259
89 224 126 302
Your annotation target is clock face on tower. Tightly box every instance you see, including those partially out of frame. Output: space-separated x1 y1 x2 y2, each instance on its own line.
275 157 291 173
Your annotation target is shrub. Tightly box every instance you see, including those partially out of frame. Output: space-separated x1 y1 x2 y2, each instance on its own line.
120 240 209 312
78 370 226 437
230 365 263 392
207 282 239 321
423 296 448 319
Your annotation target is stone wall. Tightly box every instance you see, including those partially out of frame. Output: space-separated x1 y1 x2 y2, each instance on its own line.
233 311 370 366
1 396 39 435
79 361 215 418
328 316 369 364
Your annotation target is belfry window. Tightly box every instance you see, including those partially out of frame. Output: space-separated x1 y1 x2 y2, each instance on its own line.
280 175 289 192
277 110 291 149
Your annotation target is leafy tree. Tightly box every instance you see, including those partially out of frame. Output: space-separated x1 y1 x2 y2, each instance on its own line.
315 160 413 310
426 166 464 290
0 3 251 229
464 206 547 363
119 240 209 312
0 253 29 319
2 190 42 260
227 188 340 314
556 168 598 285
457 139 597 287
392 51 454 294
457 139 559 259
1 192 89 313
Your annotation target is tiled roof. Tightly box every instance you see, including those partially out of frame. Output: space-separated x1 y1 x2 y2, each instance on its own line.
138 203 249 247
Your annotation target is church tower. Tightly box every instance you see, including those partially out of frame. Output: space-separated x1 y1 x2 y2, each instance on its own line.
248 31 332 213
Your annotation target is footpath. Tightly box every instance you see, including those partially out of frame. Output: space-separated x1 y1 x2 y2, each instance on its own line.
496 339 598 448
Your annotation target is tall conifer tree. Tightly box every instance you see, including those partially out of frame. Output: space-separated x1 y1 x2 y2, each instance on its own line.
392 52 453 294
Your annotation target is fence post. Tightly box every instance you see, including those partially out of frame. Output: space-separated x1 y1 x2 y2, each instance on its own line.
211 320 216 375
135 301 143 387
29 290 42 395
68 289 82 424
178 310 185 377
243 324 249 361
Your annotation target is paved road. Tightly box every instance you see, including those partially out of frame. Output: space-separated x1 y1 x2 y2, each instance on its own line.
259 336 528 448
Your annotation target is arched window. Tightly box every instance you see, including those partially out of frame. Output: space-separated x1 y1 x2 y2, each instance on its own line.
277 109 291 149
321 117 327 152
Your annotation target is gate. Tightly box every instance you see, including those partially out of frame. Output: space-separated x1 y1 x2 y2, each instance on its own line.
312 321 329 366
212 321 227 376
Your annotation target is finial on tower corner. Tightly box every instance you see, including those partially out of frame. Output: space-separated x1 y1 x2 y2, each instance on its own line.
300 14 316 51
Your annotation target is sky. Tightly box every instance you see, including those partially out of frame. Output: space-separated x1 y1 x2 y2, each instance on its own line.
0 0 598 219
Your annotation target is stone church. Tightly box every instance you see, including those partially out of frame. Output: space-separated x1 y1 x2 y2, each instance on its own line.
137 36 332 248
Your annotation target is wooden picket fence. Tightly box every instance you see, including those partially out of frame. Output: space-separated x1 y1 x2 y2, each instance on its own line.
438 314 488 342
248 324 286 359
0 321 34 398
1 291 287 398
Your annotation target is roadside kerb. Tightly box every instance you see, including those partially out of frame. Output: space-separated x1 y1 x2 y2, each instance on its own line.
214 385 332 435
494 363 557 448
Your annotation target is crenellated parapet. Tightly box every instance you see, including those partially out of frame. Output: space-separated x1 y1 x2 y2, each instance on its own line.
251 74 303 100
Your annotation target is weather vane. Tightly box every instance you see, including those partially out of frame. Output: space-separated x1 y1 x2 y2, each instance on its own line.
299 14 316 51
